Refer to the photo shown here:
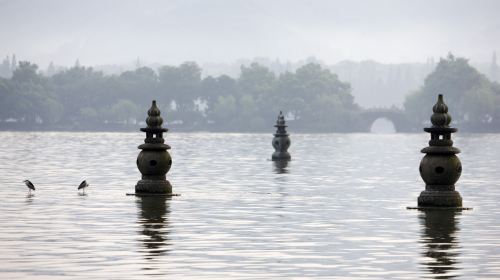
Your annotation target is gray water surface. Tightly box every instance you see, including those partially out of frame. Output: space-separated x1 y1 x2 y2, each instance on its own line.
0 132 499 279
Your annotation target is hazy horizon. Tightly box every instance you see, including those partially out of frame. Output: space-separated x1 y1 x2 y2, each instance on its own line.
1 0 499 68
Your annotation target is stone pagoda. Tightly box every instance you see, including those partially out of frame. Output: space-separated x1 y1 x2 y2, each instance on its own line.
136 100 173 194
417 94 462 207
272 111 291 161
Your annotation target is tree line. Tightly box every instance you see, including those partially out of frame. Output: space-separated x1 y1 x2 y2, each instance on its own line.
0 61 360 131
0 54 499 132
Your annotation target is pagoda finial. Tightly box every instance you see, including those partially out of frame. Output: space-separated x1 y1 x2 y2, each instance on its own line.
277 111 285 126
430 94 451 127
146 100 163 128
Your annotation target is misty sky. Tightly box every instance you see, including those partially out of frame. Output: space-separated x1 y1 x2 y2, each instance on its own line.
0 0 499 67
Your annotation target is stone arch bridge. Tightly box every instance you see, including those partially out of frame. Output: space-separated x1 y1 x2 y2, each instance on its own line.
359 108 414 132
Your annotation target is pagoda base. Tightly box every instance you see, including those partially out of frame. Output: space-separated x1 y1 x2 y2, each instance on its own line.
272 152 291 161
126 192 180 197
135 179 172 194
417 189 462 207
407 206 472 210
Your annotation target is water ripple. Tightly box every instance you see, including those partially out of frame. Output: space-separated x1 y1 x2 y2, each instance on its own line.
0 132 499 279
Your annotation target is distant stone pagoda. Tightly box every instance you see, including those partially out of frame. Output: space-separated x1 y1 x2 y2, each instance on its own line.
417 94 463 207
135 100 173 194
272 111 291 161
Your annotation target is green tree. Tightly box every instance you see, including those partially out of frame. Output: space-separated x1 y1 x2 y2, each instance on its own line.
118 67 160 119
202 74 238 120
404 53 498 129
274 63 357 131
0 78 10 119
238 63 277 121
109 99 139 124
239 63 276 98
9 62 62 124
51 65 108 126
211 95 237 129
79 107 99 124
158 62 202 125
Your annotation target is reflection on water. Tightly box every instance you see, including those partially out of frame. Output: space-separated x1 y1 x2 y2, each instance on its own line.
419 210 461 279
136 197 171 260
273 159 289 174
25 193 35 203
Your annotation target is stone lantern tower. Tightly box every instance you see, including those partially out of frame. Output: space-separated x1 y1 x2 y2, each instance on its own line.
272 111 291 161
417 94 462 207
136 100 172 194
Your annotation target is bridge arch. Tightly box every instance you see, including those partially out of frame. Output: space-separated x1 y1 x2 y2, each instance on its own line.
359 109 412 132
370 117 396 133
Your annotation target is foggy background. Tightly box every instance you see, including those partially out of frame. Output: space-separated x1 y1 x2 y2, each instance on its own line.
1 0 499 65
1 0 499 108
0 0 499 130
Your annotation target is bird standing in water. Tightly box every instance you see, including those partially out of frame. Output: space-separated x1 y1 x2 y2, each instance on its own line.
78 180 89 194
23 180 35 194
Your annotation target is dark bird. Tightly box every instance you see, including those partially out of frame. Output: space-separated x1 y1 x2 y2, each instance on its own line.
23 180 35 194
78 180 89 194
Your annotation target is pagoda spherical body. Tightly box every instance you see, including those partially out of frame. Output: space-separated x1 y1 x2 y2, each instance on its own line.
137 150 172 176
272 136 291 160
419 154 461 186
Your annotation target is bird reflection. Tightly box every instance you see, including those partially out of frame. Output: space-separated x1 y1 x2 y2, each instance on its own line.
419 209 461 279
136 196 171 260
25 193 35 203
273 159 289 174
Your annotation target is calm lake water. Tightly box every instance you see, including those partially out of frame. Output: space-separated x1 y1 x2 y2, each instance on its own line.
0 131 499 279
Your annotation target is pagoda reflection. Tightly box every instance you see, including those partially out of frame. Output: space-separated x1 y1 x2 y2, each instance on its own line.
136 196 171 259
419 210 462 279
273 159 289 174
